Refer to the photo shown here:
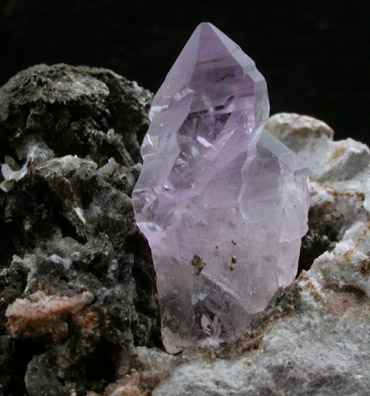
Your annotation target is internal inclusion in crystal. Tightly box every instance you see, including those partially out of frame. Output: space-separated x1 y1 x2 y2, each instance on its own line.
133 22 309 353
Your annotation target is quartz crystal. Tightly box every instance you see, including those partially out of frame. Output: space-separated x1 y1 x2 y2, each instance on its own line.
133 22 309 353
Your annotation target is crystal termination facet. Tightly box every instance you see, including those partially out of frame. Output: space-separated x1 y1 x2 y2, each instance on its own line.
133 22 309 353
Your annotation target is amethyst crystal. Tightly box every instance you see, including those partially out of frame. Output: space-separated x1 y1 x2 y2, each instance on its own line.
133 22 309 353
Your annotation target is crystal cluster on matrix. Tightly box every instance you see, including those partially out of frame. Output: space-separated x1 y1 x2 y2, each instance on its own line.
133 22 309 353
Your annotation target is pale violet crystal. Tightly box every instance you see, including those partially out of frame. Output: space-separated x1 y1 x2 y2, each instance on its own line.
133 22 309 353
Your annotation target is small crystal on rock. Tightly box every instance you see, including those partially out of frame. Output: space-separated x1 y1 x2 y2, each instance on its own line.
133 22 309 353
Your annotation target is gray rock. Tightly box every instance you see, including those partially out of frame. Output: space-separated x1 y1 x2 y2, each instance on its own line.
0 64 159 395
25 355 64 396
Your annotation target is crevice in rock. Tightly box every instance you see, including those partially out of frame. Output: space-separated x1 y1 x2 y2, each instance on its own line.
0 220 15 268
0 137 17 168
56 212 86 244
6 338 46 396
84 339 121 393
297 210 339 275
328 284 367 300
125 233 161 347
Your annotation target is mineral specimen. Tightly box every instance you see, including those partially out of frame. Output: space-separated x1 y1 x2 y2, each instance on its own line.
1 62 368 396
133 23 310 353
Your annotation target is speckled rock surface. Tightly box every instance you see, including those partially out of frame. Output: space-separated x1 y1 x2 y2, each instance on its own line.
1 64 369 396
0 64 160 396
130 113 370 396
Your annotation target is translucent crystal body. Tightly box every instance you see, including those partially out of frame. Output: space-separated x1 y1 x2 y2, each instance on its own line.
133 23 309 353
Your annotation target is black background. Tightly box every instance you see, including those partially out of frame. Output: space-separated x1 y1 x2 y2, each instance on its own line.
0 0 369 143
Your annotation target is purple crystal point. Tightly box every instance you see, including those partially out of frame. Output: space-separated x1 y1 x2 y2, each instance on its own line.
133 22 309 353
